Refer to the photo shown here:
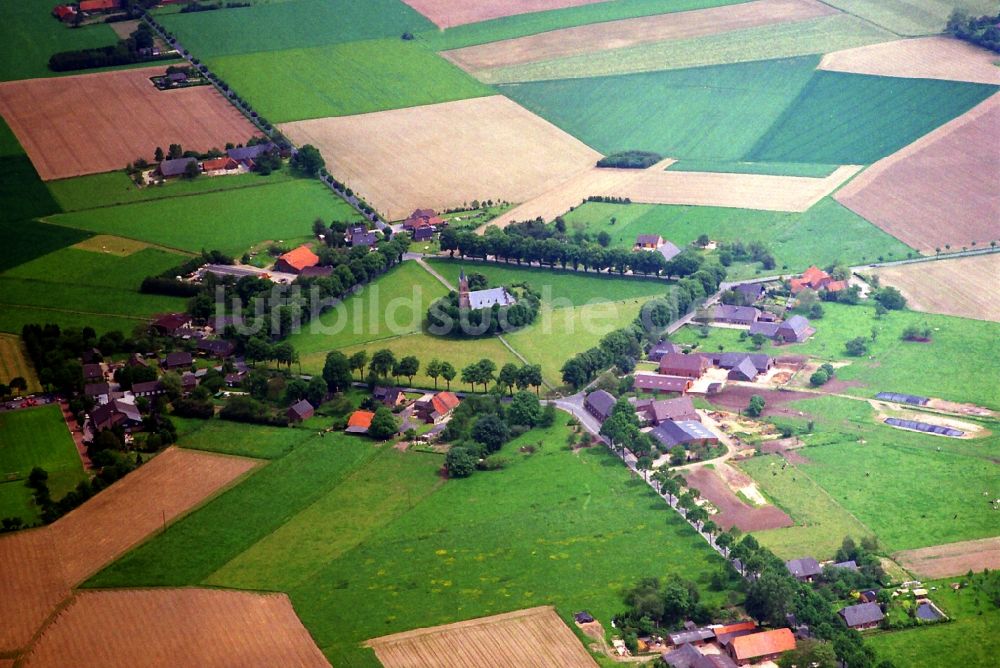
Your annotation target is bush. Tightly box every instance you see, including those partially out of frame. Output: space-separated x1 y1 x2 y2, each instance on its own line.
445 446 476 478
596 150 663 169
845 337 869 356
810 369 830 386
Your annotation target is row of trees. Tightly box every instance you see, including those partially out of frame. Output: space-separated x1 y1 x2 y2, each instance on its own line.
947 10 1000 52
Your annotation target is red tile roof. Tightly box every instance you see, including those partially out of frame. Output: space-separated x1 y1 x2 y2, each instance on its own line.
713 621 757 636
277 244 319 272
202 157 238 171
80 0 120 11
431 391 460 415
53 5 76 18
730 628 795 661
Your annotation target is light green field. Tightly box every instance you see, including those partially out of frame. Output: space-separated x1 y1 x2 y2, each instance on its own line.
45 180 360 255
500 57 819 160
737 454 872 560
4 247 185 289
748 71 998 164
484 14 894 83
209 39 492 123
47 169 297 212
172 417 318 460
419 0 752 51
0 305 147 338
0 405 88 522
562 199 915 279
0 277 186 320
87 422 727 664
821 0 999 36
159 0 434 58
667 161 840 177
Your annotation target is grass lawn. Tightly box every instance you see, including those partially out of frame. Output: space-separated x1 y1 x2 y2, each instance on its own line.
0 405 87 523
667 161 840 177
172 417 319 460
484 14 893 83
499 56 818 160
0 334 41 393
866 577 1000 667
821 0 999 36
88 422 727 664
562 199 914 279
44 180 360 255
159 0 434 59
208 39 492 123
747 71 998 165
47 168 298 212
737 454 875 560
418 0 751 51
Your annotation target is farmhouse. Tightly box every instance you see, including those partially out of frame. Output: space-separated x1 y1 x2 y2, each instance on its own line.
161 351 193 370
750 315 814 343
457 269 516 310
201 156 240 174
710 352 774 374
651 420 718 449
635 396 698 425
286 399 314 423
274 245 320 274
373 387 407 408
346 410 374 434
348 226 378 248
830 560 859 572
584 389 616 423
414 391 460 423
157 157 198 178
659 353 709 379
82 363 104 383
132 380 164 398
196 339 235 359
90 399 142 433
790 266 848 294
668 626 715 647
403 208 446 232
707 305 760 326
151 313 192 335
181 371 199 393
727 628 796 665
648 339 680 362
786 557 822 582
84 382 111 405
838 602 884 630
735 282 767 304
635 234 663 249
412 225 434 242
227 142 276 169
79 0 121 12
634 373 692 394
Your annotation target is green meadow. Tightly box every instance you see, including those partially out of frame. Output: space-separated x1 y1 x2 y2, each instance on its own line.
0 305 148 338
4 246 185 289
212 39 492 123
172 417 319 460
821 0 999 36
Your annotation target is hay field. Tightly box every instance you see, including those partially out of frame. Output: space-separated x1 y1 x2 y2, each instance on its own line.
894 537 1000 579
368 606 597 667
608 165 861 212
404 0 608 28
0 333 40 392
279 96 601 221
20 589 329 668
835 94 1000 253
820 36 1000 85
871 254 1000 323
0 67 258 181
445 0 833 72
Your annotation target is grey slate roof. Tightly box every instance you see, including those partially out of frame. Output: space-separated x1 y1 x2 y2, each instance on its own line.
636 234 662 246
711 304 760 324
649 340 680 360
839 602 884 628
585 390 617 422
667 627 715 646
651 420 717 447
636 396 698 423
749 321 780 338
467 286 516 310
778 315 811 338
786 557 822 579
735 282 766 302
727 357 758 382
227 142 275 162
158 157 198 177
658 241 682 261
831 560 859 571
662 643 704 668
634 373 690 393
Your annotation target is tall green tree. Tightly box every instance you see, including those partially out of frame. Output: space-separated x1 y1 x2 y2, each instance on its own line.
348 351 368 379
322 351 352 393
439 361 456 390
370 349 396 379
508 391 541 427
426 358 443 389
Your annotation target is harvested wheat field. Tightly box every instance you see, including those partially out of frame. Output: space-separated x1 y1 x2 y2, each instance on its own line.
280 96 601 221
483 159 675 231
820 36 1000 85
368 606 597 668
872 254 1000 323
402 0 607 29
20 589 329 668
445 0 836 73
836 94 1000 253
608 165 861 212
0 67 259 180
0 529 69 654
895 537 1000 579
0 333 40 392
685 466 793 531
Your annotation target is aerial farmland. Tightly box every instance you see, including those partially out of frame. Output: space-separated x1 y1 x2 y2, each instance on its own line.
0 0 998 666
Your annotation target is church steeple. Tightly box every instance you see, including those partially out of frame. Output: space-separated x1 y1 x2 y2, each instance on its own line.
458 269 470 309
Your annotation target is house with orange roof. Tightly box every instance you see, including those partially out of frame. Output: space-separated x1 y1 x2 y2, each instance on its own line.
201 156 240 173
345 410 374 434
79 0 120 12
52 4 77 20
727 628 796 665
274 244 320 274
414 391 460 424
789 265 848 294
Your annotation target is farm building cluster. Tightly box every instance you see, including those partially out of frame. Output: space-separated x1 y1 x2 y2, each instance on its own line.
154 142 281 180
659 621 797 667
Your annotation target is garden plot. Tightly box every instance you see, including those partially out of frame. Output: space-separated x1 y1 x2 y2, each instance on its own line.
820 36 1000 85
894 537 1000 579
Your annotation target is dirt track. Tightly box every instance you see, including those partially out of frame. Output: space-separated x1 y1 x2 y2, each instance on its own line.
279 96 601 221
444 0 836 72
368 606 597 667
894 536 1000 579
872 253 1000 323
20 589 329 668
836 93 1000 253
685 467 793 531
401 0 607 29
820 36 1000 85
0 67 259 180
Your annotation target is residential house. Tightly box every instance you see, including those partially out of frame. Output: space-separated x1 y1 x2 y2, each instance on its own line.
298 265 333 279
635 234 663 249
648 339 680 362
727 629 796 666
79 0 120 12
201 156 240 173
348 226 378 248
790 266 848 294
414 391 460 423
224 371 246 387
84 382 111 405
132 380 165 398
287 399 314 423
412 225 434 242
584 390 616 424
166 72 187 84
727 357 759 382
151 313 192 335
227 143 276 170
52 5 77 21
196 339 235 359
346 410 374 434
633 373 692 394
839 602 884 630
162 351 193 370
274 244 320 274
635 396 698 425
157 157 198 178
81 347 102 364
650 420 719 450
708 305 760 326
403 208 446 232
659 353 709 379
693 655 737 668
786 557 822 582
82 363 104 383
126 353 148 368
90 399 142 433
374 387 407 408
180 372 199 393
735 282 766 304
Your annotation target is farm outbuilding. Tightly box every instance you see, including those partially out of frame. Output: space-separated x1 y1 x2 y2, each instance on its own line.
286 399 315 423
838 602 884 630
659 353 710 378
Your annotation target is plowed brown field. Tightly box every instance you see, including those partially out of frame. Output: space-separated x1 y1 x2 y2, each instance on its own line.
279 96 601 221
444 0 836 72
894 536 1000 579
820 36 1000 85
20 589 329 668
402 0 607 29
0 67 259 180
685 467 793 531
0 448 258 655
872 254 1000 323
836 94 1000 253
368 606 597 667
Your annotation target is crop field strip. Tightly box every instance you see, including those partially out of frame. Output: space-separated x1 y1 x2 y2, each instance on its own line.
835 93 1000 253
893 537 1000 579
0 67 260 181
819 0 999 37
403 0 611 29
819 36 1000 85
0 334 41 393
871 254 1000 323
